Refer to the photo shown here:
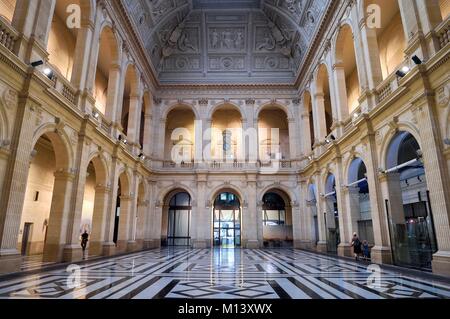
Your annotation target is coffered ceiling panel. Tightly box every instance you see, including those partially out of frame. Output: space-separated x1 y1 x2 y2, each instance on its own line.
122 0 330 85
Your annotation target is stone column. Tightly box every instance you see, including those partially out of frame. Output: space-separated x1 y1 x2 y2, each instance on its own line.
415 0 445 56
291 197 302 250
89 185 110 256
358 20 383 95
135 200 148 250
12 0 55 63
362 131 394 264
192 175 209 248
156 118 167 161
43 170 75 262
315 172 328 252
398 0 430 60
127 173 139 252
126 94 143 152
102 153 119 256
142 114 153 156
0 99 43 273
296 180 310 249
300 112 312 155
144 180 158 248
62 130 91 262
117 195 132 253
331 63 350 132
288 118 298 159
312 93 328 144
71 21 94 96
345 187 362 240
412 94 450 276
242 176 259 248
104 64 122 125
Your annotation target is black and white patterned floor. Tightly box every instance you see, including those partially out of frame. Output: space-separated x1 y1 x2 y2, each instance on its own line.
0 248 449 299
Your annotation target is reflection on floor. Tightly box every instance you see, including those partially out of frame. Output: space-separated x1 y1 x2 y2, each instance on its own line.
0 248 449 299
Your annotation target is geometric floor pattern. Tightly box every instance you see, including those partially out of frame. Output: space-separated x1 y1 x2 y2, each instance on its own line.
0 248 449 299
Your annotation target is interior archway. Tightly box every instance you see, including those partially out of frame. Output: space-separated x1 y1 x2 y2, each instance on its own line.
211 105 243 162
385 131 437 270
161 190 192 247
93 25 119 116
258 107 290 162
213 191 241 248
335 24 361 113
261 190 293 247
164 107 196 164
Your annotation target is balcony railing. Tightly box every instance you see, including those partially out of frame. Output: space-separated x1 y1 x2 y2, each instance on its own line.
49 69 77 106
0 16 17 53
154 160 295 171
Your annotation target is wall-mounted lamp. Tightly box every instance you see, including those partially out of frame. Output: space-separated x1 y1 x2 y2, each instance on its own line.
138 153 146 160
325 135 336 144
118 135 128 145
31 60 44 67
92 111 100 120
396 66 410 78
444 138 450 146
412 55 422 65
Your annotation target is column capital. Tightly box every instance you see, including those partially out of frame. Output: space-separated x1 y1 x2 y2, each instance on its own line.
54 170 76 181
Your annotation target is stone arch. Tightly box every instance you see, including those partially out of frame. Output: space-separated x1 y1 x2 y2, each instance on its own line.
255 101 293 120
117 167 132 196
324 172 337 194
384 131 422 170
208 101 246 121
258 185 296 205
122 63 141 96
159 184 196 205
209 184 246 205
32 124 73 171
163 102 200 121
379 123 422 169
96 23 121 64
86 152 109 186
347 157 367 184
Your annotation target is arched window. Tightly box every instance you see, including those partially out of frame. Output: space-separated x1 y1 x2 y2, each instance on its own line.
262 193 286 226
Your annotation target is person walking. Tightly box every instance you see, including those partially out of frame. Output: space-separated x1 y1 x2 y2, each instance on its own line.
81 230 89 253
351 233 362 261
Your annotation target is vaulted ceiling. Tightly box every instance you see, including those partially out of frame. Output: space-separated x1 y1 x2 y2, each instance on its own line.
122 0 330 85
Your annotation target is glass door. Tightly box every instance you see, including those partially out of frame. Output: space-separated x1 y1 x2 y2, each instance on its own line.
213 193 241 248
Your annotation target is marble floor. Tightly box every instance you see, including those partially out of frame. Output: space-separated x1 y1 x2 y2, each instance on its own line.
0 248 449 299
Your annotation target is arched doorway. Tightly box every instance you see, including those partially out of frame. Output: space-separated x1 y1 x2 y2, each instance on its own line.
261 191 293 247
308 184 319 246
324 174 340 254
384 131 437 270
213 192 241 248
348 158 374 246
165 192 192 247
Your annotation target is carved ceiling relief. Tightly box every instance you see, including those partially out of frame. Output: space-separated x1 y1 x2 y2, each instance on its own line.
124 0 328 83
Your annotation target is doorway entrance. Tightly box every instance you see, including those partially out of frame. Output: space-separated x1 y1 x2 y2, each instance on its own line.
213 192 241 248
167 192 192 246
21 223 33 256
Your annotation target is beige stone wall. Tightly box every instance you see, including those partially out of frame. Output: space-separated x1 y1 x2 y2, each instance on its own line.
0 0 16 22
378 12 406 80
346 68 360 113
17 139 55 255
211 109 242 160
258 109 290 159
94 71 108 114
440 0 450 19
47 12 76 80
80 164 96 236
164 109 196 161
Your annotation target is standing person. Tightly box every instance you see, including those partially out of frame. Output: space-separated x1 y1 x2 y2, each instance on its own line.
81 231 89 253
351 233 362 261
362 240 370 261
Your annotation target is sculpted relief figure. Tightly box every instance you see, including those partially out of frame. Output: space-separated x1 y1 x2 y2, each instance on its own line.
178 31 196 52
211 29 220 49
257 32 276 51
